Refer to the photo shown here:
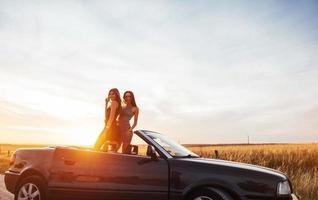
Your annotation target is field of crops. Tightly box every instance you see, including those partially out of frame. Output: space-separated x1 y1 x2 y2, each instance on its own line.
187 143 318 200
1 143 317 200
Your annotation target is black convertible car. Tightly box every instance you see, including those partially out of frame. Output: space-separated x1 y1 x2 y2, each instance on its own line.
5 130 299 200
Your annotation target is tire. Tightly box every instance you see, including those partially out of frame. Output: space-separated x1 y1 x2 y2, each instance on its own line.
187 187 234 200
15 175 47 200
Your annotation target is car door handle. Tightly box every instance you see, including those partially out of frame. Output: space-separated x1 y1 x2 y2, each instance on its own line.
61 157 76 165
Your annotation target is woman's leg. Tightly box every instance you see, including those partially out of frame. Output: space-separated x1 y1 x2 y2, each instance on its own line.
94 127 106 150
122 130 133 154
109 124 121 152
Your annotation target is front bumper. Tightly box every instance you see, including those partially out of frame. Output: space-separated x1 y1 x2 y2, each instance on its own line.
4 170 20 194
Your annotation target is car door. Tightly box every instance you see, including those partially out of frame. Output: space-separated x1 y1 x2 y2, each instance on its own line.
48 147 99 198
89 134 169 200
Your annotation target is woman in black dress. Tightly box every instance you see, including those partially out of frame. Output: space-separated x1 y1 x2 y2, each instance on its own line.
94 88 122 151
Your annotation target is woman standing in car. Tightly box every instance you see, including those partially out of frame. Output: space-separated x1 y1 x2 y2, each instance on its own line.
94 88 122 151
118 91 139 153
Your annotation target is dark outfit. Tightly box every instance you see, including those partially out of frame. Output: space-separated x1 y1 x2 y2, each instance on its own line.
118 105 134 153
94 105 121 151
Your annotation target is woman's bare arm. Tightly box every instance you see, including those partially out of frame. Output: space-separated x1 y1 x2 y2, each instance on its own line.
106 101 118 128
104 102 108 122
131 107 139 130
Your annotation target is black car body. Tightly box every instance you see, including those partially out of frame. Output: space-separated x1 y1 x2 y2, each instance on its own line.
5 130 299 200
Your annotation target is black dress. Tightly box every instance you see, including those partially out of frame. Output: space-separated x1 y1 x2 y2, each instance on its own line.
94 105 120 150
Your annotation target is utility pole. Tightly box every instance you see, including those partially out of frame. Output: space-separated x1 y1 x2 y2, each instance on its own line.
247 134 250 144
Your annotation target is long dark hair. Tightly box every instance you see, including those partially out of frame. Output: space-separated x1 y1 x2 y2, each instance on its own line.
123 91 137 107
108 88 122 112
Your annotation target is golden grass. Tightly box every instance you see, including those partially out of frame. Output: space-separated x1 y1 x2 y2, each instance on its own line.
1 143 317 199
0 155 9 175
187 143 318 200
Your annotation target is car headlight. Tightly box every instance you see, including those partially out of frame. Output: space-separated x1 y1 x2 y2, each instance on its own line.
277 180 291 196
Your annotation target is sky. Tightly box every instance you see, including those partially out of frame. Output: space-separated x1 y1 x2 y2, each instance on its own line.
0 0 317 145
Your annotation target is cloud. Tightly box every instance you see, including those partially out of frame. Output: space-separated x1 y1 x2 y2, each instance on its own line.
0 1 317 144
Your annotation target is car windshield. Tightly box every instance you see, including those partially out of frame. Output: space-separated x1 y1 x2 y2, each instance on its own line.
144 131 199 158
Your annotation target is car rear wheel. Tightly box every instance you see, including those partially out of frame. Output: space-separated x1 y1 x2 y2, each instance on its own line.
15 176 46 200
188 187 234 200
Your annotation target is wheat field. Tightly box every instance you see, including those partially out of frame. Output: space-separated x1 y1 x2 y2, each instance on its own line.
187 143 318 200
1 143 317 200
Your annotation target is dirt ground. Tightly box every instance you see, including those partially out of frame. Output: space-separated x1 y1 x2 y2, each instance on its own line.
0 175 13 200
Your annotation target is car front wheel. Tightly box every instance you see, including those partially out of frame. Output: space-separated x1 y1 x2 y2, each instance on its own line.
15 175 46 200
188 188 234 200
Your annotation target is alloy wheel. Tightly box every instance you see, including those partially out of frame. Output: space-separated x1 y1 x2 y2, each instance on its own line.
17 183 41 200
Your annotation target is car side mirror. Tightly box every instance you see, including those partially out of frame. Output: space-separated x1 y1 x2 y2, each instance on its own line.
146 145 157 159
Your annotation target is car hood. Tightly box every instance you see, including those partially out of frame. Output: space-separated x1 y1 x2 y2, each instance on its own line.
181 157 287 179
